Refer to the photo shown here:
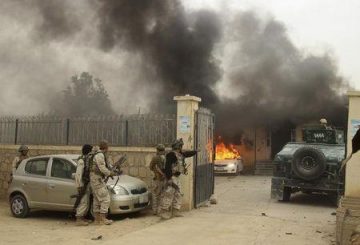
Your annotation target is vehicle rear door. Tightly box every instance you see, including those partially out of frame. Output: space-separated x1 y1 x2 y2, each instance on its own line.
47 157 77 210
22 157 50 208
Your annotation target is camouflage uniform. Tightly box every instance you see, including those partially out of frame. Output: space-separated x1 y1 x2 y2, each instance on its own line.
12 155 28 174
149 145 166 214
75 156 90 218
12 145 29 174
90 151 111 215
159 139 197 219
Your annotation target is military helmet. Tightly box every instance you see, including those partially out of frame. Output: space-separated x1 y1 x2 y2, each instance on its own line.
171 138 184 150
99 140 109 150
82 144 93 155
18 145 29 153
156 144 166 153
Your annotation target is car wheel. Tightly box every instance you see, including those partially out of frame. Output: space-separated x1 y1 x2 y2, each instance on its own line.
10 194 30 218
292 147 326 181
280 187 291 202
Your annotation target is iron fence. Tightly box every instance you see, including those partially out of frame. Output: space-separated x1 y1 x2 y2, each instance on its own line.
0 114 176 147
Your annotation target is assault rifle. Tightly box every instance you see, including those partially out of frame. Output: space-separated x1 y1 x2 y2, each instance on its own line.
71 155 127 210
105 154 127 183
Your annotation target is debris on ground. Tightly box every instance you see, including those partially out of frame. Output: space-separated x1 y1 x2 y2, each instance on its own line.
210 195 218 205
316 230 322 233
331 212 336 216
285 232 293 235
91 235 103 241
261 213 267 216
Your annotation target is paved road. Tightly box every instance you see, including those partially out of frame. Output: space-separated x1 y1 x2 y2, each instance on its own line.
0 176 337 244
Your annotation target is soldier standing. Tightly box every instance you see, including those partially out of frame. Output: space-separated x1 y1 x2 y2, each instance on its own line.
159 138 197 219
90 140 115 225
12 145 29 174
74 144 93 226
149 144 166 215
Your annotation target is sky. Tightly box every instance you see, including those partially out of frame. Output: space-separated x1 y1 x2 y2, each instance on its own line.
183 0 360 88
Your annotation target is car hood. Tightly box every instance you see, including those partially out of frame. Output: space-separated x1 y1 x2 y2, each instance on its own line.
107 174 146 189
215 159 238 165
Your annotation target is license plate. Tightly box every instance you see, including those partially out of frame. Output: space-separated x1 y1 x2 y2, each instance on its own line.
216 167 224 171
139 195 148 203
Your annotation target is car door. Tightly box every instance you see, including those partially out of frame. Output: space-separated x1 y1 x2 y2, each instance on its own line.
47 157 77 211
22 157 50 208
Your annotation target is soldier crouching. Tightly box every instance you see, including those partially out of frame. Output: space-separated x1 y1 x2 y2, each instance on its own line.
159 138 197 219
90 140 115 225
149 144 166 215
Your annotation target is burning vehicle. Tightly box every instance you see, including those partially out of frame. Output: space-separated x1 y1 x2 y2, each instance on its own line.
214 142 243 175
271 120 345 202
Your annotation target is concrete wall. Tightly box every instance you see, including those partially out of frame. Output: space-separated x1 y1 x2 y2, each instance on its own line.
345 91 360 197
0 144 156 199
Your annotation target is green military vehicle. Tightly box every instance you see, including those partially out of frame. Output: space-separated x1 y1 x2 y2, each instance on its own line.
271 122 345 202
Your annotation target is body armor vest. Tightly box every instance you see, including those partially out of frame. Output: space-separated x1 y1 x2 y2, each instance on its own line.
79 154 91 183
172 151 185 175
90 151 109 176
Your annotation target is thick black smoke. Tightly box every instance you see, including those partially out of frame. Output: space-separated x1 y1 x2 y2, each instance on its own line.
216 12 349 140
96 0 222 109
95 2 348 139
0 0 349 140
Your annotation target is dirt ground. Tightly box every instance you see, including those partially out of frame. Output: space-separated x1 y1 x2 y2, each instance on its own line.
0 176 337 245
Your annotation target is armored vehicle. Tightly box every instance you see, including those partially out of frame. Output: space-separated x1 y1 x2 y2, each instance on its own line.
271 121 345 202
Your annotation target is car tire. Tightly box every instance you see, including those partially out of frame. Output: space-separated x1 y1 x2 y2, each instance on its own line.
281 187 291 202
10 194 30 218
292 147 326 181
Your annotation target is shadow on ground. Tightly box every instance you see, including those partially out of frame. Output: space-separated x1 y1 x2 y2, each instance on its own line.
280 193 337 208
14 207 152 221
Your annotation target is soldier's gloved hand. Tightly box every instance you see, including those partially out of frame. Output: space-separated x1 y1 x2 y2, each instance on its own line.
117 170 123 175
167 179 173 185
109 171 117 177
77 187 83 194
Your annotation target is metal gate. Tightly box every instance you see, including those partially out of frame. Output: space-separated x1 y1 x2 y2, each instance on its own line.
194 107 215 207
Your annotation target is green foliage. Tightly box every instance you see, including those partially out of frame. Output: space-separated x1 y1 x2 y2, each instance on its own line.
57 72 114 116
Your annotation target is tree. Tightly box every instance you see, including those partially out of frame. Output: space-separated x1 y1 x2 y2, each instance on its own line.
56 72 114 116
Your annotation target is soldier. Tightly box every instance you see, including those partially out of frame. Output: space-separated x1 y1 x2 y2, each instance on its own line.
90 140 115 225
74 144 93 226
149 144 166 215
159 138 197 219
12 145 29 174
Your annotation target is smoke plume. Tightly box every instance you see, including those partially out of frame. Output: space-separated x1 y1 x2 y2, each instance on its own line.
0 0 349 140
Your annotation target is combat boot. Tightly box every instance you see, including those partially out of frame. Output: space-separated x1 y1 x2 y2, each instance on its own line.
99 213 113 225
94 213 101 225
172 208 183 217
158 209 171 220
75 217 89 226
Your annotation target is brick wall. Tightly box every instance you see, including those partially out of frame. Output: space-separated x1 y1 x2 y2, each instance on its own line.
0 144 156 199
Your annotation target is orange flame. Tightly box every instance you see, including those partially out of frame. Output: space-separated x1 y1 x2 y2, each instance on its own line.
216 142 240 160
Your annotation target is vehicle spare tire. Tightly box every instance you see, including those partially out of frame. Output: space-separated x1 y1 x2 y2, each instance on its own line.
291 147 326 181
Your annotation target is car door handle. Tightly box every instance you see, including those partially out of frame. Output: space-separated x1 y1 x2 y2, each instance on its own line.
49 184 56 189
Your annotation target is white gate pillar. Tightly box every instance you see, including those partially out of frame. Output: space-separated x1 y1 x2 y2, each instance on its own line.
174 94 201 211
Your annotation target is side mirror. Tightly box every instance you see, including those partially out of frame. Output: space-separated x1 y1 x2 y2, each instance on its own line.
71 173 76 180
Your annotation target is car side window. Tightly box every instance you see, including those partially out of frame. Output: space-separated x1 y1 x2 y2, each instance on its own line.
25 158 49 176
51 158 76 179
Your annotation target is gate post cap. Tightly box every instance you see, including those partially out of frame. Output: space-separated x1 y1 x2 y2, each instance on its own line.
174 95 201 102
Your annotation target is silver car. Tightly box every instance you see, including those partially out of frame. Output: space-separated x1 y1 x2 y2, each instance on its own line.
8 154 149 218
214 158 243 175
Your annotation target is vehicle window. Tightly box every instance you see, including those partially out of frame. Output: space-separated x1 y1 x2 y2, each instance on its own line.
25 158 49 176
51 158 76 179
